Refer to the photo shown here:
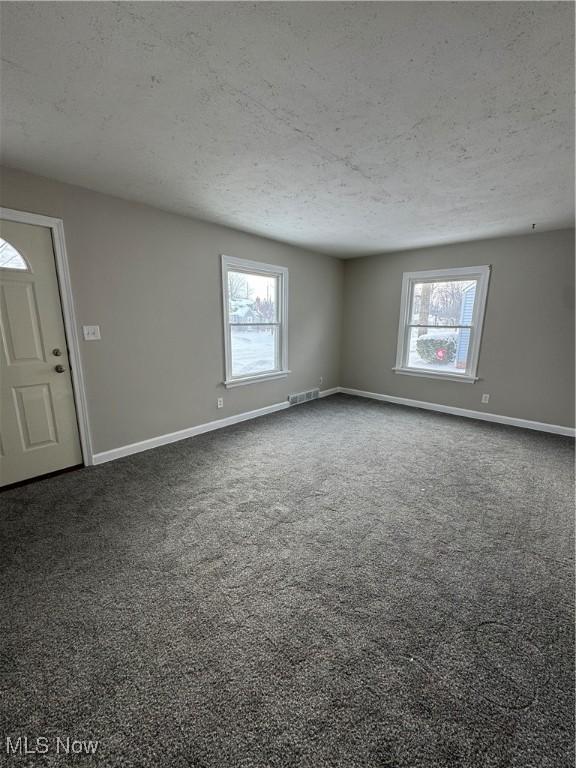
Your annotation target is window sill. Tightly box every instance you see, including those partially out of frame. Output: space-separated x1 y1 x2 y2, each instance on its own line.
393 367 477 383
224 370 291 388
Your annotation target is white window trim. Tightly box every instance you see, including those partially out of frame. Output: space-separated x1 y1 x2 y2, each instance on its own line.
221 254 289 388
393 265 491 383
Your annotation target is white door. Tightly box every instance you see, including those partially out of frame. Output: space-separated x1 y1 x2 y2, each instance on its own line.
0 218 82 486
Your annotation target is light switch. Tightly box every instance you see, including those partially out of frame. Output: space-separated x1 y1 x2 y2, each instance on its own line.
83 325 101 341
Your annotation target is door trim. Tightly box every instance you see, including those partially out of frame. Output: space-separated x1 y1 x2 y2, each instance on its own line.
0 207 93 466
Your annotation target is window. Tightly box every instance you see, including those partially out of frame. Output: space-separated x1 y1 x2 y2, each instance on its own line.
394 265 490 383
221 255 289 387
0 238 29 270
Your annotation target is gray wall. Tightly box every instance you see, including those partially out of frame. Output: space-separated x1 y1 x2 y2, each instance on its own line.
2 164 573 457
342 229 575 427
0 167 343 454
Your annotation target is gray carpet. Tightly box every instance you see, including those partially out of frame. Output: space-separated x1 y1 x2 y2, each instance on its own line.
0 394 574 768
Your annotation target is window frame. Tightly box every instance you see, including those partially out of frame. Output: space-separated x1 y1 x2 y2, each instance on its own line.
394 265 491 383
221 254 290 388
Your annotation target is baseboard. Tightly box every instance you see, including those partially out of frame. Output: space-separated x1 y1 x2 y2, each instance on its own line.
92 387 341 465
92 385 572 465
339 387 575 437
318 387 340 398
92 400 291 464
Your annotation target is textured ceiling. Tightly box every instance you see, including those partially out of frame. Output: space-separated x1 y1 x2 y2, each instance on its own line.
1 2 573 256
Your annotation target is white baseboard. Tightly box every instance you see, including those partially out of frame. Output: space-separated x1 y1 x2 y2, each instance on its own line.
318 387 340 398
92 387 341 465
92 400 290 464
339 387 575 438
91 385 572 465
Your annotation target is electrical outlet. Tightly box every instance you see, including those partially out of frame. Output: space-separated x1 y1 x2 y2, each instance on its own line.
217 398 224 409
82 325 101 341
481 393 490 404
319 376 323 385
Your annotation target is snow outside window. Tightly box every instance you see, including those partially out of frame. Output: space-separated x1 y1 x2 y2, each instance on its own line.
221 256 289 387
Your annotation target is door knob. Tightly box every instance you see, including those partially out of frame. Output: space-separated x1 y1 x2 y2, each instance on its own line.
54 364 65 373
52 348 62 356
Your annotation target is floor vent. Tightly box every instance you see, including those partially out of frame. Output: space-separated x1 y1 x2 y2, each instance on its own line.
288 388 320 405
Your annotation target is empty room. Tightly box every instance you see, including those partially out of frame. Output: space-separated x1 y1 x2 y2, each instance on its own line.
0 2 574 766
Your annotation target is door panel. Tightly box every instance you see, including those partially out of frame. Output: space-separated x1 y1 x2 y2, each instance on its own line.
13 384 58 449
1 281 45 363
0 218 82 486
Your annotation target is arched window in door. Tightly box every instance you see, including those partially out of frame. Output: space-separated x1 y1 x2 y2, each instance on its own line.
0 238 30 270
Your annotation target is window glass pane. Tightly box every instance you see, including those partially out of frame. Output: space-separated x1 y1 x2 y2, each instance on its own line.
231 325 278 377
407 327 471 373
228 270 278 324
0 238 29 270
411 280 477 326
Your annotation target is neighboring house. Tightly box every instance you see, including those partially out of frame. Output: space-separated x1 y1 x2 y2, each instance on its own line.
230 295 275 325
229 297 265 324
456 283 476 368
232 307 264 323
